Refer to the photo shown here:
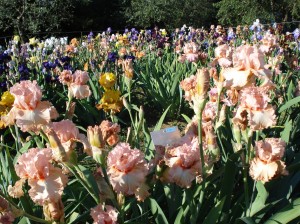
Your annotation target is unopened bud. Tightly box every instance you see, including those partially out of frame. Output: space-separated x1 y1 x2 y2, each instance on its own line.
233 124 241 144
139 106 144 121
43 199 64 222
122 97 131 110
196 68 210 97
46 129 67 162
117 193 125 207
215 104 226 129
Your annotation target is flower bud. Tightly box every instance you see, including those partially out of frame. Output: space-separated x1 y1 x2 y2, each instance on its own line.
139 106 144 121
46 129 67 162
196 68 210 97
232 124 241 144
43 199 64 222
87 125 106 164
215 104 226 129
117 193 125 207
206 126 220 162
87 126 104 149
122 97 131 111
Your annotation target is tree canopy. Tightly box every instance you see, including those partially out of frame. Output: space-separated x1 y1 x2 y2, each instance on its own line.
0 0 75 39
122 0 218 29
214 0 300 26
0 0 299 39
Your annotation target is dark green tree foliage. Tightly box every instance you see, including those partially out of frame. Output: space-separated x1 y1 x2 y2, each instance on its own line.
122 0 218 29
0 0 76 39
70 0 125 32
214 0 300 26
0 0 299 40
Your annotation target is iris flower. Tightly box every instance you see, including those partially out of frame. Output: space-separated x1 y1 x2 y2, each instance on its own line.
96 90 123 114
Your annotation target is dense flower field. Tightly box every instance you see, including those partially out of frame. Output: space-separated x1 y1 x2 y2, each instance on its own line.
0 20 300 223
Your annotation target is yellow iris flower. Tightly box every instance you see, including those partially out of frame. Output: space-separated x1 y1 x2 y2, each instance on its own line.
99 72 117 89
0 91 14 128
96 89 122 114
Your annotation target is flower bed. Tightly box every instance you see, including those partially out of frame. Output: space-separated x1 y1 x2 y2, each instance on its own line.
0 20 300 223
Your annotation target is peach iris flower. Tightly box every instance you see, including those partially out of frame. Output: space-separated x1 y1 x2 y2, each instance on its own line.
87 120 120 158
180 68 210 116
90 205 118 224
255 138 286 163
107 143 149 200
179 42 199 63
180 75 197 102
59 70 73 85
211 44 232 67
249 138 288 183
232 45 266 72
13 148 68 205
162 137 201 188
123 58 134 79
46 119 90 161
233 86 276 130
69 70 91 99
159 119 219 188
259 33 278 53
222 45 271 90
249 158 287 183
59 70 91 99
2 80 58 132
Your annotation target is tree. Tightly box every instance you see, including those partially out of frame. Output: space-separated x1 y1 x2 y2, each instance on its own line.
0 0 76 40
214 0 300 26
70 0 125 32
122 0 218 29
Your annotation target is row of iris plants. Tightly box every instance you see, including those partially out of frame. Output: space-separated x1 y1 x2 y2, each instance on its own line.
0 19 300 223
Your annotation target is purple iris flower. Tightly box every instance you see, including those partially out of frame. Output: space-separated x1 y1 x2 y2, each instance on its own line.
107 52 118 62
293 28 300 40
60 56 70 63
88 31 94 43
125 55 135 61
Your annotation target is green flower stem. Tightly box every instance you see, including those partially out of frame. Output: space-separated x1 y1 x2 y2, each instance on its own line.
74 165 100 204
246 130 253 165
64 94 73 119
215 86 223 122
242 166 250 216
110 113 118 124
9 125 21 153
0 191 51 224
98 155 123 222
14 125 21 152
39 129 50 145
125 77 132 103
99 164 121 212
64 163 100 204
126 105 135 131
248 180 257 216
28 131 45 149
122 99 141 147
197 98 207 206
243 130 253 215
217 128 228 162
